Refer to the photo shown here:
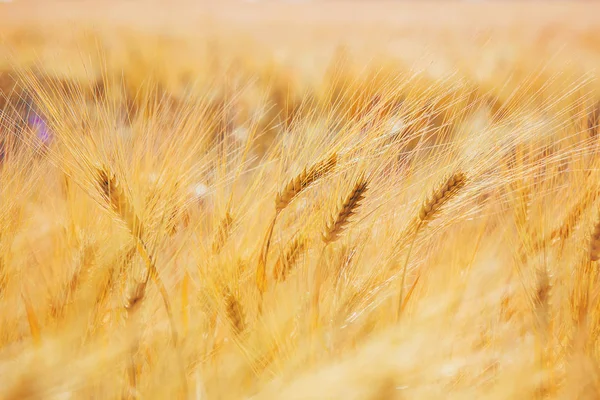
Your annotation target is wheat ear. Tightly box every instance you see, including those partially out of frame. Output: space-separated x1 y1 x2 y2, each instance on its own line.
398 171 467 320
212 210 233 254
256 153 337 296
313 176 369 328
534 265 550 330
589 214 600 261
419 172 467 224
552 188 598 242
517 187 600 262
94 166 187 395
273 234 307 282
322 176 369 245
276 152 338 212
96 167 143 239
224 287 246 335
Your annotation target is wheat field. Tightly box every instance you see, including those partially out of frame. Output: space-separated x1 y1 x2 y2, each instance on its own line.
2 1 600 399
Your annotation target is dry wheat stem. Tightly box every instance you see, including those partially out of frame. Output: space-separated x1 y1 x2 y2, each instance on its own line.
256 215 276 298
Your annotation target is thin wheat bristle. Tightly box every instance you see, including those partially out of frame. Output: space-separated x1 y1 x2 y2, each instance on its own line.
224 288 245 335
212 211 234 254
322 176 369 244
96 167 143 238
276 152 337 212
419 172 467 223
273 234 307 282
589 215 600 261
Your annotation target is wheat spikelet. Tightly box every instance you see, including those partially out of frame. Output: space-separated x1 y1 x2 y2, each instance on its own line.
397 172 467 320
275 152 337 212
551 188 598 241
273 234 307 282
589 214 600 261
224 288 245 335
125 279 147 313
95 166 143 238
534 266 550 331
419 172 467 223
322 176 369 244
212 211 233 254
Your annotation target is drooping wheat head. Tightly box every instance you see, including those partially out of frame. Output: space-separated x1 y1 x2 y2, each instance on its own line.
589 213 600 261
212 210 234 254
275 152 338 212
419 171 467 224
273 234 307 282
95 166 143 239
256 152 337 295
224 287 246 336
322 175 369 245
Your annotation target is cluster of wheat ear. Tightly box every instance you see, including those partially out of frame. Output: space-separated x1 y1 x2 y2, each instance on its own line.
2 8 600 400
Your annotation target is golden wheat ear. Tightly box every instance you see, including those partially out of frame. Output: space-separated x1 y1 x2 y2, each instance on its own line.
589 215 600 261
551 188 598 242
212 210 234 254
419 171 467 223
256 152 337 295
95 166 144 239
273 234 307 282
276 152 337 212
322 175 369 245
124 279 147 313
224 287 246 336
